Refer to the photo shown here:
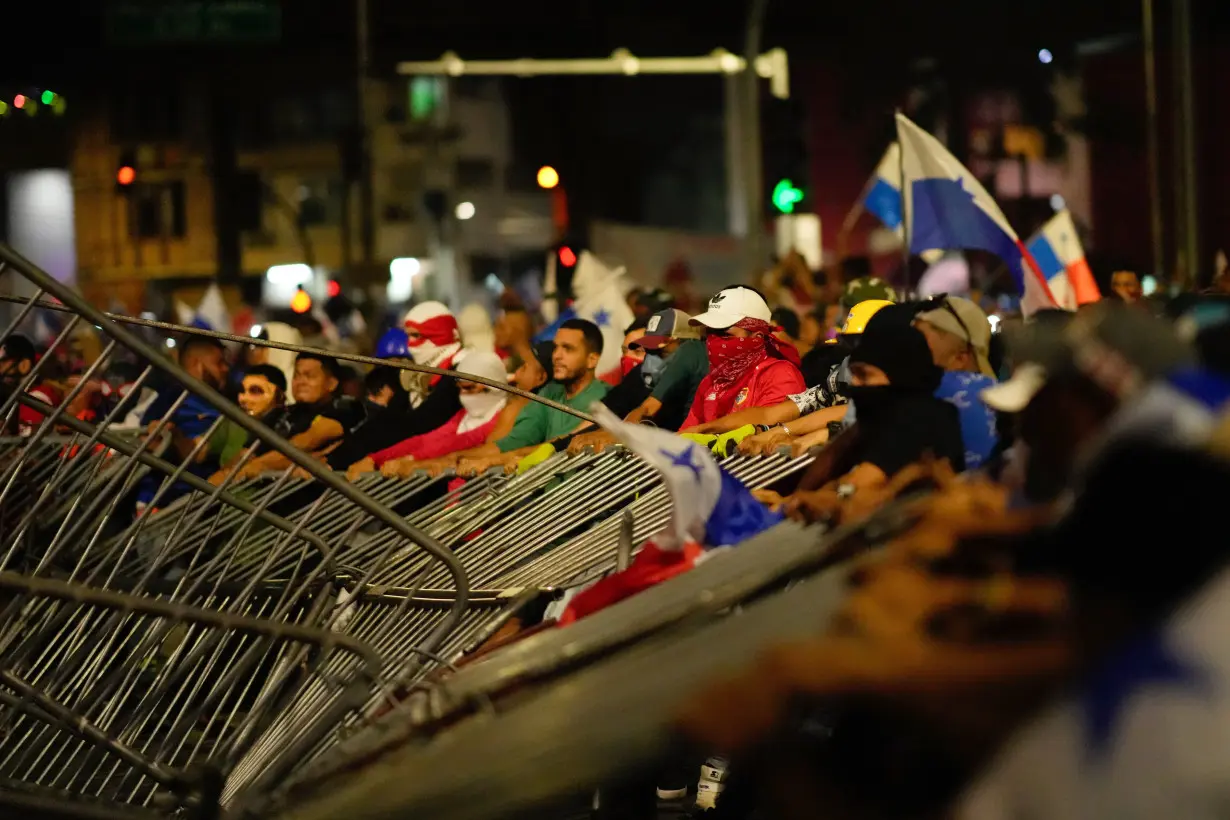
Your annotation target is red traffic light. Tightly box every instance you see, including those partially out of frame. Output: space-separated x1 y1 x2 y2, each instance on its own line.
116 166 136 186
558 246 577 267
326 279 341 298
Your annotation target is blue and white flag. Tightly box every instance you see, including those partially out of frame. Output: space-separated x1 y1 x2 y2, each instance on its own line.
896 113 1057 317
591 403 781 549
864 142 903 231
957 564 1230 820
557 404 782 625
194 283 230 332
537 251 633 380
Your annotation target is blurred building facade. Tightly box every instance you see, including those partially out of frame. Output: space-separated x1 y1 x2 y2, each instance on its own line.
2 48 551 315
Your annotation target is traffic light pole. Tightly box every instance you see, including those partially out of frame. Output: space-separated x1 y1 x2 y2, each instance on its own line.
396 48 789 273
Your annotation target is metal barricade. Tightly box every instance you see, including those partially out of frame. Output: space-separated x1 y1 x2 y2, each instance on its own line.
0 245 470 817
0 243 824 818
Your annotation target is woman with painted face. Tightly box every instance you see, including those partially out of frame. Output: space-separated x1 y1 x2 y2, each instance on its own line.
209 364 288 469
349 351 510 479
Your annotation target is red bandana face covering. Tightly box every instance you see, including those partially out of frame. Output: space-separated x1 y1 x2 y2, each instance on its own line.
705 318 800 389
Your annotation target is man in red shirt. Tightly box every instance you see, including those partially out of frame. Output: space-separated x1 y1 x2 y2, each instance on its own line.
681 286 805 428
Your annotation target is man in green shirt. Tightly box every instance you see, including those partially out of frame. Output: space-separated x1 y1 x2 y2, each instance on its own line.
423 318 609 476
567 307 710 453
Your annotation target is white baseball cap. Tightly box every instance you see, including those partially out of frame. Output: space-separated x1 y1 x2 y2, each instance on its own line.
690 287 772 329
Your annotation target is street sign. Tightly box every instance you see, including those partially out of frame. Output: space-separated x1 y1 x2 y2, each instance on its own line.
106 1 281 45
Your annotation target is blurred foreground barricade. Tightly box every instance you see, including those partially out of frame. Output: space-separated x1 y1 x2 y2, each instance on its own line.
260 464 1071 820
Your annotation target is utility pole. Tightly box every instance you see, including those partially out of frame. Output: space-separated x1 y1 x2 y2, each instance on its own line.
742 0 770 275
1173 0 1200 287
1142 0 1165 281
395 49 790 269
355 0 375 272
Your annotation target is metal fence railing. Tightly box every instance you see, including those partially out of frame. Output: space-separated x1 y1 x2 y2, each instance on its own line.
0 242 822 819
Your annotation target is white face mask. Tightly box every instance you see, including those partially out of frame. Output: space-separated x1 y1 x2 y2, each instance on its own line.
458 389 506 432
408 339 441 366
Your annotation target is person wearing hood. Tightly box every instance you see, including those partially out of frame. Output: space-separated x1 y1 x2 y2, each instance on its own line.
680 286 806 428
402 301 464 407
776 322 965 523
347 351 510 479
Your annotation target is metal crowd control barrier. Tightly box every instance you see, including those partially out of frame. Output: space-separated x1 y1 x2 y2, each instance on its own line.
0 245 469 818
0 243 821 819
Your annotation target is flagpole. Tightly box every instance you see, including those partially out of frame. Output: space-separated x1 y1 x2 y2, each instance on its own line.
895 110 911 291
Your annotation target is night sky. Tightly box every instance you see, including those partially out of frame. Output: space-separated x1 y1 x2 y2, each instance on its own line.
1 0 1222 236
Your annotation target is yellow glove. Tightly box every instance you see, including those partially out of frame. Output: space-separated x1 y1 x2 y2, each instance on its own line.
680 432 718 449
712 424 757 458
516 442 556 474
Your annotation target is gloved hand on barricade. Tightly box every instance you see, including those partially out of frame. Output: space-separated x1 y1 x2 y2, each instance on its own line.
516 442 556 474
712 424 757 458
679 432 718 451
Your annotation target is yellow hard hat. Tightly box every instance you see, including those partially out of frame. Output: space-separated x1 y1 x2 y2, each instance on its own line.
839 299 894 336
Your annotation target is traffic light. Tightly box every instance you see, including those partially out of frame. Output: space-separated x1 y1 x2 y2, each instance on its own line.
116 150 137 194
537 166 560 189
763 97 810 215
772 179 804 214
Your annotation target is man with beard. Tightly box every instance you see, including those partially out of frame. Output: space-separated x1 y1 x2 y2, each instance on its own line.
414 319 609 476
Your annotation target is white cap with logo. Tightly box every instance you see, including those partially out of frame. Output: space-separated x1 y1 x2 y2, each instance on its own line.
690 287 772 329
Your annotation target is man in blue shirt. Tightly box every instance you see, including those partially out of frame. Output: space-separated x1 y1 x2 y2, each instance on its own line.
913 295 999 470
137 336 231 511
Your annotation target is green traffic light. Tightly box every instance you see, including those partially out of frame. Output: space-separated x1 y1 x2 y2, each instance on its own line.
772 179 804 214
40 90 54 105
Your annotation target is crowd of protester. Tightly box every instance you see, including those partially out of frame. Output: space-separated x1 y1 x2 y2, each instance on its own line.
7 252 1230 818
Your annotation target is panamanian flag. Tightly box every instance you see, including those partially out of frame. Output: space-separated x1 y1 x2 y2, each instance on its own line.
896 113 1057 317
558 403 781 625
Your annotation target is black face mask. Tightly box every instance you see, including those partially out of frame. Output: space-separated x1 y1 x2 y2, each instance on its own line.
844 384 904 425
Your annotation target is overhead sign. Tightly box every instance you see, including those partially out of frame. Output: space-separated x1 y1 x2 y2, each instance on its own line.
106 1 281 45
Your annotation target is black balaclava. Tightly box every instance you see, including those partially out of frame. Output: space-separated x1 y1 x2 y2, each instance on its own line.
845 324 942 422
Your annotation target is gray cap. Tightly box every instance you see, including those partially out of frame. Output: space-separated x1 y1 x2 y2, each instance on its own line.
981 303 1196 413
